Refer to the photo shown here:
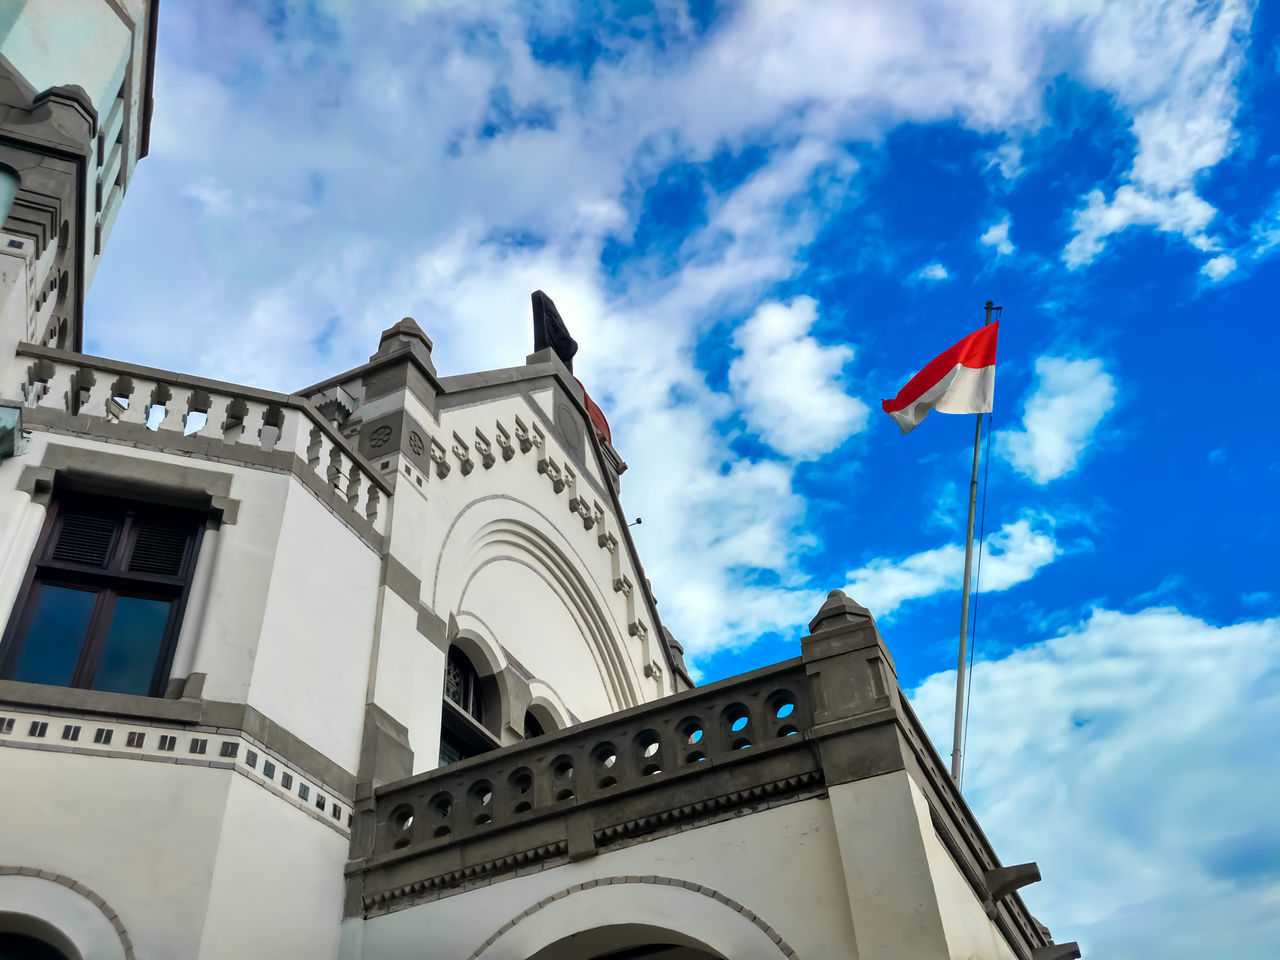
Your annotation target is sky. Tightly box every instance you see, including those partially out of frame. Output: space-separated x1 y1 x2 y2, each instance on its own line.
86 1 1279 957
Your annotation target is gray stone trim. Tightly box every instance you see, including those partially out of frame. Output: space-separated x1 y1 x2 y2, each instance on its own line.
0 706 354 840
297 342 442 414
0 867 135 959
415 605 448 652
20 411 384 550
0 681 355 797
433 381 611 506
382 555 421 609
22 441 239 522
12 343 391 492
15 465 54 505
461 876 798 960
15 343 294 406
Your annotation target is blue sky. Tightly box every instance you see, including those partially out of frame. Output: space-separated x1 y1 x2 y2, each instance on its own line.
87 2 1278 956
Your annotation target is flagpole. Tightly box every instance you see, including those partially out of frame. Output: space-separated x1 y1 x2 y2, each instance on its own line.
951 300 996 784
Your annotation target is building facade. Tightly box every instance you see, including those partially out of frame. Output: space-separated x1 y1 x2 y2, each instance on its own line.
0 5 1079 959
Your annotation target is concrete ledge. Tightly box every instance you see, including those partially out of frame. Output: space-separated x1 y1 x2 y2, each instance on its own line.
0 680 355 797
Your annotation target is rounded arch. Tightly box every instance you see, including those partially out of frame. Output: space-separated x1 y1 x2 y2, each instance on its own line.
526 681 571 734
526 925 725 960
431 495 641 714
465 876 797 960
0 870 132 960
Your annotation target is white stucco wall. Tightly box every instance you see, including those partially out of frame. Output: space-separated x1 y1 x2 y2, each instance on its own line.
415 392 662 715
248 481 380 774
350 797 858 960
921 821 1019 960
197 772 348 960
0 748 228 958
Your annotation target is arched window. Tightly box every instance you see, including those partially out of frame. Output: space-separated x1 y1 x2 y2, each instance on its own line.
444 646 484 724
439 645 498 767
523 711 544 739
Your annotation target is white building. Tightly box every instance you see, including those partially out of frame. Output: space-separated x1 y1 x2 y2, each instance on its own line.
0 5 1079 959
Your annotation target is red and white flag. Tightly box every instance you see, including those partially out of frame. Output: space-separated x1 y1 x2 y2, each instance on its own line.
881 322 999 434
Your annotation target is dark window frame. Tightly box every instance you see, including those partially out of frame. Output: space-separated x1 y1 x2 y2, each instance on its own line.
0 490 206 698
439 645 500 766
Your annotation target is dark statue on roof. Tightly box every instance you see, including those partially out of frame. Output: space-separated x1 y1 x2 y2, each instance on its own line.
531 290 578 373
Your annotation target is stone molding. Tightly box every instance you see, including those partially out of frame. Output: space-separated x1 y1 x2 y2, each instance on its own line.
349 658 818 915
463 875 799 960
0 702 354 840
0 867 134 959
8 342 391 550
0 679 355 797
17 441 240 522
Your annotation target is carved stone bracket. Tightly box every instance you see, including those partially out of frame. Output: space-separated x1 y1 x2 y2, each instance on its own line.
451 432 474 476
429 437 450 479
473 428 496 469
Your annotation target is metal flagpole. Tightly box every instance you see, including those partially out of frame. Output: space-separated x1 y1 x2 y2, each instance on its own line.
951 299 997 784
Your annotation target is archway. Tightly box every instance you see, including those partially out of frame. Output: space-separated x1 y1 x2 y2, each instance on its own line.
525 925 725 960
0 914 80 960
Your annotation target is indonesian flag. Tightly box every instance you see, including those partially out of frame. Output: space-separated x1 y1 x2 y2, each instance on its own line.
881 322 999 434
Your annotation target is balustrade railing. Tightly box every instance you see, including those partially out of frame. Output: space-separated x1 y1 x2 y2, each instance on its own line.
8 343 389 536
369 660 812 860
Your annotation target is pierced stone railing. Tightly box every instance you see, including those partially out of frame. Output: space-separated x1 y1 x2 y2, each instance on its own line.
367 660 813 863
7 343 390 538
349 593 1059 960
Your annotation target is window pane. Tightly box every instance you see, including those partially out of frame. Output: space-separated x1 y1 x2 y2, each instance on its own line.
9 584 97 686
92 596 172 696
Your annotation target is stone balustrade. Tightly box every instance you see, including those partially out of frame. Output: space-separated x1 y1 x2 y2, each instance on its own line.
8 343 390 538
348 594 1057 960
351 658 821 914
369 659 812 861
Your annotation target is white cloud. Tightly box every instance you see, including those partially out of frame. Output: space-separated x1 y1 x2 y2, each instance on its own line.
728 297 869 461
843 517 1060 619
1201 254 1238 281
912 262 950 282
980 215 1015 256
83 0 1257 665
997 357 1117 484
984 141 1024 181
910 606 1280 960
1061 0 1253 268
1063 186 1218 269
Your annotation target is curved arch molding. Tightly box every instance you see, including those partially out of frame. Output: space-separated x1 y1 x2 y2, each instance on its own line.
0 868 133 960
432 495 640 711
466 875 799 960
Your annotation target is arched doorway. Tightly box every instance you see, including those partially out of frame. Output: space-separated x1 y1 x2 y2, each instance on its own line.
524 924 726 960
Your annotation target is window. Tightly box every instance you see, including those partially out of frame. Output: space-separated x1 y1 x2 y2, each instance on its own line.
523 711 545 739
0 492 204 698
444 646 484 722
439 645 499 767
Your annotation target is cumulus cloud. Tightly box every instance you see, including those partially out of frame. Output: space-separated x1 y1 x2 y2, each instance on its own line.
980 215 1015 256
1064 186 1219 268
1061 0 1253 268
843 517 1060 619
912 262 950 282
997 357 1117 484
83 0 1257 663
1201 254 1238 281
910 606 1280 960
728 297 869 461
